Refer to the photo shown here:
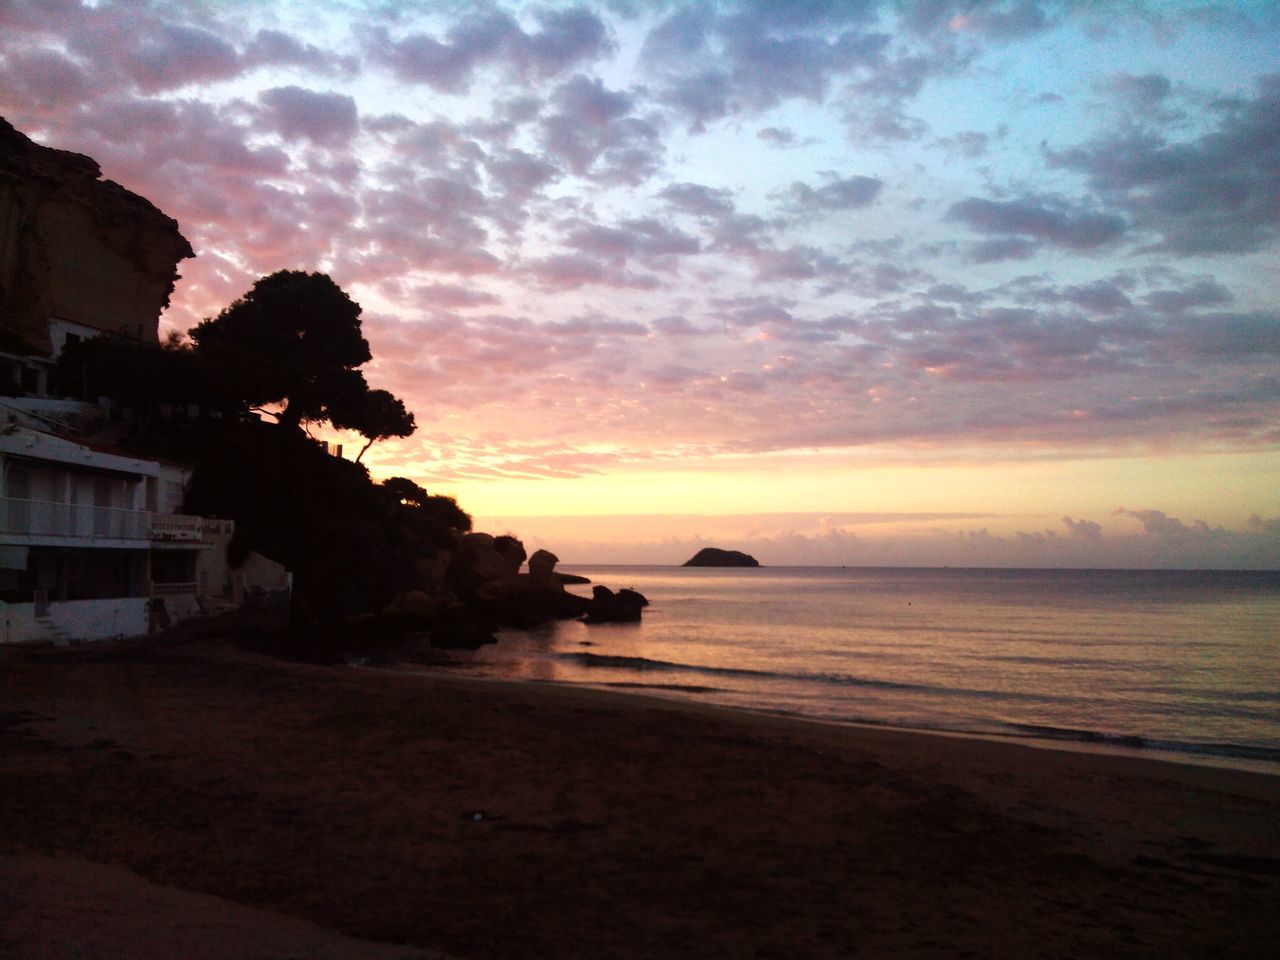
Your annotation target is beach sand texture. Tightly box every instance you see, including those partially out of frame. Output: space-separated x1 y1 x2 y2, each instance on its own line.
2 638 1278 959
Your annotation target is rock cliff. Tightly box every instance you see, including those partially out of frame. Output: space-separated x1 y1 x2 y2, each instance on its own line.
0 117 193 355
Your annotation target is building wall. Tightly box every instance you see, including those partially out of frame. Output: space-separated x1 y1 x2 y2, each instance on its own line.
237 550 292 595
1 596 149 644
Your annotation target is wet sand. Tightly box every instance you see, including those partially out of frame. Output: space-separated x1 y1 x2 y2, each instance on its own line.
2 637 1278 958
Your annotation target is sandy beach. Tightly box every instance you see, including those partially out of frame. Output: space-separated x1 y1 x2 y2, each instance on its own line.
2 637 1278 959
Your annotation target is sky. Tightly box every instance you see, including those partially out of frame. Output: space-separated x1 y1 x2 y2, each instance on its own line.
2 0 1278 567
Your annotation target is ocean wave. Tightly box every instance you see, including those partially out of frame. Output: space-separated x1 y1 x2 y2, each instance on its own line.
1003 722 1280 763
555 652 990 697
553 652 783 680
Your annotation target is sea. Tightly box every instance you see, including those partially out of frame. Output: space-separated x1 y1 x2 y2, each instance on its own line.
404 566 1280 773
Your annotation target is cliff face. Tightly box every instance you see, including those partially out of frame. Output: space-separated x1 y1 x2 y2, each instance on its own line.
0 117 194 356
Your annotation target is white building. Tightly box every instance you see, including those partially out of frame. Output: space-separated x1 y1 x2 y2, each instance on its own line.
0 422 287 644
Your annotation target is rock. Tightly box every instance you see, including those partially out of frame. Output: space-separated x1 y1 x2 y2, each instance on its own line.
619 588 649 607
412 548 451 596
583 585 648 624
683 547 760 567
429 621 496 650
474 578 589 627
389 589 440 620
493 535 527 576
527 549 562 590
0 116 193 356
453 533 521 588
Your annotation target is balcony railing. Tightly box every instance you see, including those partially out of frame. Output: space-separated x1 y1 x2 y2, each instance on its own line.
150 513 203 542
152 581 197 595
0 497 206 543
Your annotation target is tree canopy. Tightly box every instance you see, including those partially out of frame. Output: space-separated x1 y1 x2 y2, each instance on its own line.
189 270 416 458
190 271 369 426
331 387 416 463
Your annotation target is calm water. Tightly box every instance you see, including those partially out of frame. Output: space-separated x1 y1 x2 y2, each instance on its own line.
408 566 1280 771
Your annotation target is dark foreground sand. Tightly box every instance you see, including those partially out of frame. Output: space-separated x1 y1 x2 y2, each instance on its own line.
2 638 1278 959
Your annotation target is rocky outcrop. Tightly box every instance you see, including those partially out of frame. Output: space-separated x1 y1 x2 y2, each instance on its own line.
452 533 520 588
0 116 193 355
583 586 649 623
683 547 760 567
527 549 562 589
384 533 640 641
492 535 527 576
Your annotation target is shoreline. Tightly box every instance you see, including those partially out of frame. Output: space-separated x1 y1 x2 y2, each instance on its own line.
380 662 1280 778
4 636 1279 958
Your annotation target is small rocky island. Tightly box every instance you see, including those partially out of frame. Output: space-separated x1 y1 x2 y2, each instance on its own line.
683 547 760 568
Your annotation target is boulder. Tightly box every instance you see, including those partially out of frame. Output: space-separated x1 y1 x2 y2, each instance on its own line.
527 549 562 590
453 532 522 588
493 535 527 576
583 585 648 624
474 577 590 627
413 548 451 595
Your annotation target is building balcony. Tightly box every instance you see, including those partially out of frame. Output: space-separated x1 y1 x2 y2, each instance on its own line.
0 497 207 545
149 513 204 542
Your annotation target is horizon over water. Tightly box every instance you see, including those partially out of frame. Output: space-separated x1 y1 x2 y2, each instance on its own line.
398 565 1280 773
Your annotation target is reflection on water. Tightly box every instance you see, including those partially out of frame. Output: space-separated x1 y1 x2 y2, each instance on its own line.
415 566 1280 768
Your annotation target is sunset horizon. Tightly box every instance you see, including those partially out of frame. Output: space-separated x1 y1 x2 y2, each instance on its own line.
3 0 1276 568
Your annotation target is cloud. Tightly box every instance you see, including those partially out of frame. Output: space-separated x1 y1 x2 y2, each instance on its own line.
1106 70 1173 116
540 74 663 184
781 174 883 213
1113 507 1197 537
1167 312 1280 359
658 182 736 219
0 48 93 112
4 0 1278 492
115 22 241 93
370 7 612 93
524 254 660 291
1143 278 1232 314
244 29 358 76
650 315 703 336
1045 74 1280 254
1058 279 1133 314
411 283 501 309
641 4 894 130
563 217 700 265
757 126 795 146
934 130 990 158
1062 516 1102 539
497 509 1280 568
903 0 1056 40
258 87 358 146
484 147 560 201
968 237 1039 262
948 195 1127 250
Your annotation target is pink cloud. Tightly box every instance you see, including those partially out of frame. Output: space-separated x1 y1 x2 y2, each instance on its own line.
258 87 359 146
